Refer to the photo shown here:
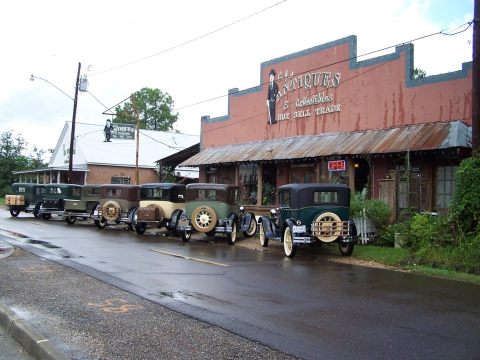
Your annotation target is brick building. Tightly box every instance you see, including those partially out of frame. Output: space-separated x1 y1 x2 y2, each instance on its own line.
180 35 472 218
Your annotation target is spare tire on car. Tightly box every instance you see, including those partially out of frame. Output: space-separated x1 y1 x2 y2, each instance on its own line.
191 206 217 233
103 200 121 221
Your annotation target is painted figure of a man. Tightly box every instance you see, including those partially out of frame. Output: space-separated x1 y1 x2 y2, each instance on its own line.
104 119 114 142
266 69 279 125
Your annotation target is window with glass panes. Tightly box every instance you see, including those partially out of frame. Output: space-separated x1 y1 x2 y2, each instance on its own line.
436 165 458 209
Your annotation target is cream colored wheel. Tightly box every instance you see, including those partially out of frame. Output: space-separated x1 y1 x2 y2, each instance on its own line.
103 200 121 221
191 206 217 233
227 222 237 245
314 212 342 242
283 226 296 258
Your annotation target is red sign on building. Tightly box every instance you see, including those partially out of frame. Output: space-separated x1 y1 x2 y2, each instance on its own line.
328 160 346 171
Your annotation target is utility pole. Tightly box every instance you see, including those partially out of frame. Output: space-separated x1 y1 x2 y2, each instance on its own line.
131 95 140 185
472 0 479 154
68 62 81 184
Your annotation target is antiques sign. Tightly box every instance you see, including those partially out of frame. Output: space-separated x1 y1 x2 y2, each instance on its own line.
112 124 135 140
271 69 342 123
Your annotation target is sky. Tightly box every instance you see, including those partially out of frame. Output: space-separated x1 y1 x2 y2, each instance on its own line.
0 0 474 159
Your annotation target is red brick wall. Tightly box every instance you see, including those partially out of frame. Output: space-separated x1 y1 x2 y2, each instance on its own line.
201 36 472 149
86 164 158 185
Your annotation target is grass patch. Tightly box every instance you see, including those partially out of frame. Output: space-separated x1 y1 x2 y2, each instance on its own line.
352 245 412 267
406 265 480 285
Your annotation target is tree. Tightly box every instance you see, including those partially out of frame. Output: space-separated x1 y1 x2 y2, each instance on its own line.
114 87 178 131
0 131 47 196
412 67 427 79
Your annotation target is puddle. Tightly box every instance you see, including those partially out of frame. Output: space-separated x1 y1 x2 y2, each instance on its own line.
154 291 188 300
26 239 61 249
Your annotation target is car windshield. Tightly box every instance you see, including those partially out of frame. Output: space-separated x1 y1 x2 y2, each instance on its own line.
106 188 123 198
141 188 170 201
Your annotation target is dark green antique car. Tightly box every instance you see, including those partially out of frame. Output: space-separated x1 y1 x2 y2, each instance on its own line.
92 184 140 229
39 183 83 220
132 183 186 235
63 185 101 225
258 183 358 258
176 183 257 244
5 183 45 218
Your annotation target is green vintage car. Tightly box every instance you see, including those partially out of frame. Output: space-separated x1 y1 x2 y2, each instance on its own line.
63 185 101 225
5 183 46 218
39 183 83 220
258 183 358 258
176 183 257 244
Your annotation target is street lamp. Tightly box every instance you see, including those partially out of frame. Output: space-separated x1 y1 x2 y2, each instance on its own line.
30 63 87 184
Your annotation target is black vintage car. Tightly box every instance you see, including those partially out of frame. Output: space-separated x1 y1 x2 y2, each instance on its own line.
5 183 45 218
176 183 257 244
39 183 83 220
132 183 186 235
258 183 358 258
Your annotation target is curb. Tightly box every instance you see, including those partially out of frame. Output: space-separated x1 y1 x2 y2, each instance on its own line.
0 302 69 360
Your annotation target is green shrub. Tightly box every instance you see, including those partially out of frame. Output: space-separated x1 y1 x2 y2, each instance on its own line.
350 192 391 233
449 154 480 233
377 222 408 247
406 213 453 250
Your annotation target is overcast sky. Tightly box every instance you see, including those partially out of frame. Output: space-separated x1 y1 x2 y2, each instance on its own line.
0 0 474 157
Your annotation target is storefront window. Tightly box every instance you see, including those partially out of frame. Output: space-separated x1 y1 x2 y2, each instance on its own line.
239 164 257 204
436 165 458 209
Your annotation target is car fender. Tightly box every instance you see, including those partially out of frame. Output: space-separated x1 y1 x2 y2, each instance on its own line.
259 215 277 238
239 211 253 232
168 208 184 229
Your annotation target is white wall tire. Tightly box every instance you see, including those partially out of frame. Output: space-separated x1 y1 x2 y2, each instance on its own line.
283 226 296 258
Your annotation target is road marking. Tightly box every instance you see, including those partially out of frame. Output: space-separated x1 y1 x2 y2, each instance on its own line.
149 249 230 267
88 299 143 313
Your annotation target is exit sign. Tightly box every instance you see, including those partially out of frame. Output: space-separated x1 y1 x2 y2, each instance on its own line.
328 160 346 171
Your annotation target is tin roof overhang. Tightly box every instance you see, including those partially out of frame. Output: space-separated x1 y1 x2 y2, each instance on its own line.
180 121 471 166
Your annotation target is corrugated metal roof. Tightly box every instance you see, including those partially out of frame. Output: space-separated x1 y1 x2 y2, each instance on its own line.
181 121 471 166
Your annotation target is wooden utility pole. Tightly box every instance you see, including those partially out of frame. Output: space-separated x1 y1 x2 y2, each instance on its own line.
472 0 480 154
68 62 81 184
131 95 140 185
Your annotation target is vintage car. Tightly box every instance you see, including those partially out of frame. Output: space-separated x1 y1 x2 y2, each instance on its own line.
177 183 257 244
63 185 101 225
132 183 186 235
5 183 45 218
92 184 140 229
258 183 358 258
39 183 83 220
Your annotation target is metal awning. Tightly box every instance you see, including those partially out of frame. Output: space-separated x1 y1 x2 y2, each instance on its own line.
180 121 471 166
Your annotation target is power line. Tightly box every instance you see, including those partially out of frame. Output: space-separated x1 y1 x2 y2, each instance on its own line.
91 0 288 76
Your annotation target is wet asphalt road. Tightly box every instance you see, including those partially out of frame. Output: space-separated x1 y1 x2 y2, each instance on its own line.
1 209 480 359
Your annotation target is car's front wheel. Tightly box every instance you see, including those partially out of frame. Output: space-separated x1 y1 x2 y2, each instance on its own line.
42 213 51 220
243 217 257 237
259 222 268 247
339 242 354 256
227 222 237 245
283 226 296 258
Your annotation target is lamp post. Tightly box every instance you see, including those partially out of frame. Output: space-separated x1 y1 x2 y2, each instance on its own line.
30 62 86 183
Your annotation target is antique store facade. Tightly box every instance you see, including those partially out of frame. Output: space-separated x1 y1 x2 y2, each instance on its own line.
181 35 472 217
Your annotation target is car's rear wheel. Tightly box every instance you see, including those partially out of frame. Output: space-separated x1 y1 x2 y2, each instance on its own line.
227 222 237 245
9 208 20 217
181 231 191 242
65 216 76 225
135 223 147 235
191 206 217 233
339 242 354 256
243 217 257 237
42 213 51 220
283 226 296 258
259 222 268 247
95 218 107 229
